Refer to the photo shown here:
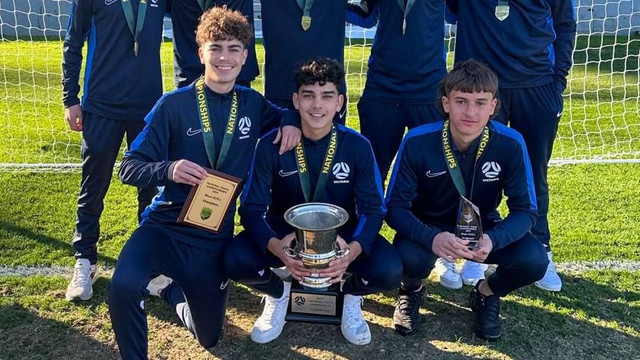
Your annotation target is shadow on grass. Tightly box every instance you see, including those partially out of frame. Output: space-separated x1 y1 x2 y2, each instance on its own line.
0 220 117 266
4 270 638 359
359 272 640 360
0 302 119 360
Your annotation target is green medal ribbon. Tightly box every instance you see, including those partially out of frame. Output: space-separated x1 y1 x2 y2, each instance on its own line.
196 0 213 11
396 0 415 35
441 119 490 198
121 0 148 56
295 126 338 202
195 77 238 170
295 0 315 30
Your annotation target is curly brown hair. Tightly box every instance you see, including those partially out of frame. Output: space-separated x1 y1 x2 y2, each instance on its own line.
294 57 345 93
196 6 253 48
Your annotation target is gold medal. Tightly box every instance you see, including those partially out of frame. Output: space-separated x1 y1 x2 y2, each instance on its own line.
495 2 510 21
301 15 311 31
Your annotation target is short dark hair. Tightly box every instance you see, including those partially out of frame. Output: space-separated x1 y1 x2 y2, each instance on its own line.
437 59 500 117
196 6 253 48
294 57 345 93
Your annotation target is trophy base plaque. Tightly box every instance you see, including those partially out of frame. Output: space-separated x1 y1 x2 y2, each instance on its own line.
286 280 343 325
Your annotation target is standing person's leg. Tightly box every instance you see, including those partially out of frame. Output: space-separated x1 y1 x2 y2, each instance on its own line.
507 83 563 291
402 101 443 129
109 225 174 359
236 79 252 88
358 98 406 183
67 113 126 301
334 91 347 125
125 121 158 222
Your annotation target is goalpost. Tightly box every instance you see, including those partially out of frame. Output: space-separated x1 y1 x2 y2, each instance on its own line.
0 0 638 170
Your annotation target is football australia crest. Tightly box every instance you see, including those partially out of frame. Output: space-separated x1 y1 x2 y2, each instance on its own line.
495 4 510 21
200 207 212 221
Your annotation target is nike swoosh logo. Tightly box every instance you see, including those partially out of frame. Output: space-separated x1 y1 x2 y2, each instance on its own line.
426 170 447 178
557 111 563 118
186 128 202 136
220 279 230 290
278 169 298 177
104 0 117 5
338 106 347 120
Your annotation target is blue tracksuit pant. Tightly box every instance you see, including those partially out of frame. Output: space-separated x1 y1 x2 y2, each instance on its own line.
109 225 229 359
357 98 442 182
495 82 563 249
73 112 156 264
394 233 548 297
224 230 402 298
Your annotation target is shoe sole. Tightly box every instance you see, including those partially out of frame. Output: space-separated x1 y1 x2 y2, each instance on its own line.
394 324 420 336
462 278 483 286
250 321 287 344
475 330 502 341
65 289 93 301
342 335 371 345
534 282 562 292
439 278 463 290
393 314 421 336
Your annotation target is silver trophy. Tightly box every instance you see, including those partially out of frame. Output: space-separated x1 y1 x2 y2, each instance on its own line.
283 203 349 289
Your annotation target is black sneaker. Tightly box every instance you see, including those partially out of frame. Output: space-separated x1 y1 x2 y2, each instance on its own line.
393 285 425 336
469 281 502 340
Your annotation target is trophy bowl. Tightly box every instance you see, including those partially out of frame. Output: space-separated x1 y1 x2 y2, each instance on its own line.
283 203 349 289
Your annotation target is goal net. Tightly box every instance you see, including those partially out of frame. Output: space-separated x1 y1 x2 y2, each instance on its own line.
0 0 638 170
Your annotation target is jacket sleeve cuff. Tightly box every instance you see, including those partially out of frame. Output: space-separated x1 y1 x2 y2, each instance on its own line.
63 97 80 108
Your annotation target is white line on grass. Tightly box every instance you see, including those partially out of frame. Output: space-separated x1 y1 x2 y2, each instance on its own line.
1 261 640 278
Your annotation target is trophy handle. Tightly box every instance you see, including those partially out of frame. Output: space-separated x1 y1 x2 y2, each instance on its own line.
334 242 350 258
283 246 298 259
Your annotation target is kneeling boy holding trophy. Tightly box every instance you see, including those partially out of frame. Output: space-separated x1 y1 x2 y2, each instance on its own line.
386 59 549 340
225 58 402 346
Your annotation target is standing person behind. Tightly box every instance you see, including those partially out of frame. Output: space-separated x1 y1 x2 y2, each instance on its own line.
349 0 458 291
170 0 259 88
62 0 166 301
386 60 548 340
446 0 576 291
347 0 448 182
109 8 300 358
260 0 347 122
224 58 402 346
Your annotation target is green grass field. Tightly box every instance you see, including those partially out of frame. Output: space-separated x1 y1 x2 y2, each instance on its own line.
0 35 639 359
0 35 639 164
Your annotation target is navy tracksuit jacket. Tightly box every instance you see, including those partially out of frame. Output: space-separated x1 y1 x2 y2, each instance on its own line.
386 121 548 296
447 0 577 248
224 125 402 297
169 0 259 88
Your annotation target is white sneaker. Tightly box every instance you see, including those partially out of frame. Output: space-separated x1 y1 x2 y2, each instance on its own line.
251 281 291 344
434 258 462 290
460 261 487 286
535 252 562 292
146 275 173 297
65 259 98 301
341 294 371 345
